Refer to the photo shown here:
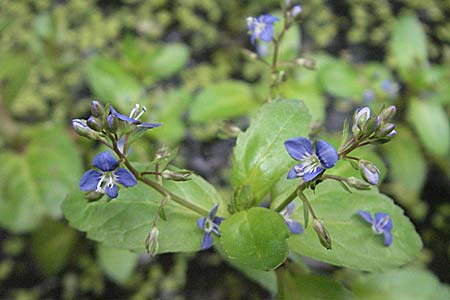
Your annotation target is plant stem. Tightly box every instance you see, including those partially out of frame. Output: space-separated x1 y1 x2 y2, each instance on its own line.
111 141 208 216
273 185 301 213
297 188 318 220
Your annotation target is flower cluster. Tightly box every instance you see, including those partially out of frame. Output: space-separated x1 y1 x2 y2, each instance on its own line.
247 14 279 44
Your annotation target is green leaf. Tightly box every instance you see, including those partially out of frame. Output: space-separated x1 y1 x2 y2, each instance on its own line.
288 181 422 271
407 99 450 157
0 153 46 232
220 207 289 270
0 124 81 232
389 13 428 69
189 80 258 123
97 244 138 285
231 99 311 210
145 43 190 82
25 124 82 217
318 58 365 99
351 268 450 300
31 219 78 275
85 57 142 111
0 52 32 107
277 268 352 300
63 173 228 253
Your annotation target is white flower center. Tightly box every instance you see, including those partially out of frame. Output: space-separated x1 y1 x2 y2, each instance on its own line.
294 154 322 177
95 173 117 193
129 104 147 120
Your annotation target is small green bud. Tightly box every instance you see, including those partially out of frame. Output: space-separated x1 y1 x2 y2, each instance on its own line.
379 105 396 121
313 219 332 250
362 116 381 135
106 114 119 133
91 101 105 117
72 119 99 140
85 190 103 201
161 170 192 181
219 123 242 138
375 123 395 138
87 116 103 132
359 160 380 185
145 227 159 257
346 177 371 190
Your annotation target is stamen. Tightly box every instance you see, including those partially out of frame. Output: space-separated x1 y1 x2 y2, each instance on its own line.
135 106 147 120
96 174 106 193
129 104 140 118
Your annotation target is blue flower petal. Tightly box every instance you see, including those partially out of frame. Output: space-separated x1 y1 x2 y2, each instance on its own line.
200 232 214 250
208 203 219 220
197 217 206 230
107 114 115 129
358 210 373 224
286 220 304 234
302 167 324 182
287 165 299 179
115 168 137 187
262 14 279 24
383 231 393 246
110 106 137 123
316 140 338 169
284 137 314 161
214 217 224 226
139 122 162 129
79 169 102 191
259 26 274 42
105 184 118 199
374 212 393 232
285 201 296 217
93 151 118 172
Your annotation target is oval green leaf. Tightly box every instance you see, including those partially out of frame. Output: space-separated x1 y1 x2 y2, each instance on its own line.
231 99 311 209
220 207 289 271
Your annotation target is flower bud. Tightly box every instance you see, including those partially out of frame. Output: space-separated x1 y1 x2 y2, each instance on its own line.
295 58 316 70
291 5 302 18
346 177 371 190
386 129 397 138
362 116 381 135
375 123 395 138
91 100 105 117
72 119 98 140
352 107 371 136
106 114 119 132
379 105 396 121
145 227 159 256
155 145 170 160
161 170 192 181
359 160 380 185
219 123 242 138
87 116 103 132
313 219 332 250
85 190 103 201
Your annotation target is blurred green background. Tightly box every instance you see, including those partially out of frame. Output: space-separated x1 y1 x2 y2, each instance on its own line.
0 0 449 299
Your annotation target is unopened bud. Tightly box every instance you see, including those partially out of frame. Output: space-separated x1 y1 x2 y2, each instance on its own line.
375 123 395 138
87 116 103 132
91 101 105 117
106 114 119 132
313 219 332 250
72 119 98 140
362 116 381 135
379 105 396 121
155 145 170 160
145 227 159 256
161 169 192 181
220 123 242 138
352 107 371 136
346 177 371 190
359 160 380 185
295 58 316 70
291 5 302 18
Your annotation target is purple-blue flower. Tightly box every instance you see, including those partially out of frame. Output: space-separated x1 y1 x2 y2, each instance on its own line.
247 14 279 44
196 204 224 250
285 137 339 182
79 151 137 199
358 210 393 246
280 201 304 234
109 104 162 129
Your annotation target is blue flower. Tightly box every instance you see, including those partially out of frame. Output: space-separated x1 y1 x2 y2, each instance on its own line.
280 201 304 234
380 79 398 98
196 204 224 250
247 14 279 44
285 137 338 182
358 210 393 246
109 104 162 129
291 5 302 17
79 151 137 199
